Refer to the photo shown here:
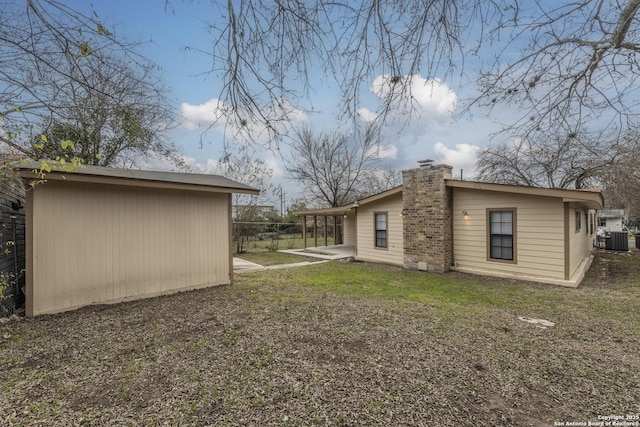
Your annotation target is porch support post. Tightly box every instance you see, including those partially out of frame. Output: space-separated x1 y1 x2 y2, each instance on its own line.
333 216 337 243
302 215 307 248
314 215 318 247
324 216 328 246
353 207 358 256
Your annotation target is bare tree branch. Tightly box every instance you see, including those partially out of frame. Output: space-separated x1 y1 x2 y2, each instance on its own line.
200 0 504 144
473 0 640 141
476 132 612 189
1 0 177 166
284 125 391 208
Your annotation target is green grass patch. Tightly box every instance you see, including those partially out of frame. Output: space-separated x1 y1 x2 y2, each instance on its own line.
242 261 518 308
235 235 336 254
238 254 639 319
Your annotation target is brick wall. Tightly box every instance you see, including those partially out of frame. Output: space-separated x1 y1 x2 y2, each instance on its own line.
402 163 453 272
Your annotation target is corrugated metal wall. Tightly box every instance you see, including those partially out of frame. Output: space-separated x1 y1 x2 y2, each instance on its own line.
606 232 629 251
0 177 26 315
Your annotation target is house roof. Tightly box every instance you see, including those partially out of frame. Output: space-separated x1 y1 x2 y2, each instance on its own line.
294 179 604 216
446 180 604 210
293 186 402 216
15 162 260 195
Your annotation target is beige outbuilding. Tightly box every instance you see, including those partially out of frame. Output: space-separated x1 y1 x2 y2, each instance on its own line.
17 164 259 316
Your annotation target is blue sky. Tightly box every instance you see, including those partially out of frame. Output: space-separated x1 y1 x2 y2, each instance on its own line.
66 0 510 206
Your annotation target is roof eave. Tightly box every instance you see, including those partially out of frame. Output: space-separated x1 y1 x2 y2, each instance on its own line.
293 206 353 216
446 179 603 209
16 167 260 195
292 186 403 216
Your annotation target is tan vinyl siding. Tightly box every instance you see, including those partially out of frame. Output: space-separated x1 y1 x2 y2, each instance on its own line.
355 192 403 266
28 180 230 315
453 188 565 280
568 206 592 278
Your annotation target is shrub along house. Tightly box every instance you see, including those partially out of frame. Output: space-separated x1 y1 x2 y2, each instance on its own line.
296 161 604 287
16 163 259 316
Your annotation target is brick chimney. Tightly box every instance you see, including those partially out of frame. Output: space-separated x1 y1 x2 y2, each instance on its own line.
402 162 453 272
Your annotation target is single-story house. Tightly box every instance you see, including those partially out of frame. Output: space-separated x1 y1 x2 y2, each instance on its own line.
295 162 604 287
16 163 259 316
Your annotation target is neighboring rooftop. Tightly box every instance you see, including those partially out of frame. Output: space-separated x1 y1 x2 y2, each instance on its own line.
598 209 625 218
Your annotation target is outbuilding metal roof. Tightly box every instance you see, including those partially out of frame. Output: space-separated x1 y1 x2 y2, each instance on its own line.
15 162 260 195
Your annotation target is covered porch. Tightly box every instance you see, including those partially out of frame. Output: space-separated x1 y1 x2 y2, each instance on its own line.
294 204 358 248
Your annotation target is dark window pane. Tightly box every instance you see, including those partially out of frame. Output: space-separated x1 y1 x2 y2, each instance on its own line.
375 213 387 230
503 247 513 260
489 210 514 261
490 246 502 259
375 213 387 247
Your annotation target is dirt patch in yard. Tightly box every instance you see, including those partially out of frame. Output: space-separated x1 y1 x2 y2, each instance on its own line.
0 251 639 426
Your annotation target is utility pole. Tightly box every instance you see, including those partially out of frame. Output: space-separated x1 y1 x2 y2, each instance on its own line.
278 186 285 217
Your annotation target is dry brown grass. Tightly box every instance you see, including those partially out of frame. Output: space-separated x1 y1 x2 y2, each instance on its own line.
1 250 638 426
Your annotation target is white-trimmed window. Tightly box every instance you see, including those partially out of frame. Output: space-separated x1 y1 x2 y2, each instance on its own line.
488 209 515 262
374 212 387 248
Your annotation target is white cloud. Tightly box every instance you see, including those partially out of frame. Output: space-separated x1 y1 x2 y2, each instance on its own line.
357 107 378 123
178 97 308 148
264 152 285 178
367 143 398 160
370 74 457 120
433 142 481 179
184 158 220 174
138 154 220 174
179 99 225 130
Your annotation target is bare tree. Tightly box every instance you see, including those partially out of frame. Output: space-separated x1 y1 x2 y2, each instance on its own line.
357 167 403 196
285 125 389 208
197 0 505 142
476 131 640 222
474 0 640 142
599 138 640 219
196 0 640 155
1 0 177 165
476 133 611 189
32 57 178 167
192 145 273 253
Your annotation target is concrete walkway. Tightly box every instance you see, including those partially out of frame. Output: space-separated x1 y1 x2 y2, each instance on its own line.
233 257 330 274
279 245 355 261
233 245 355 274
